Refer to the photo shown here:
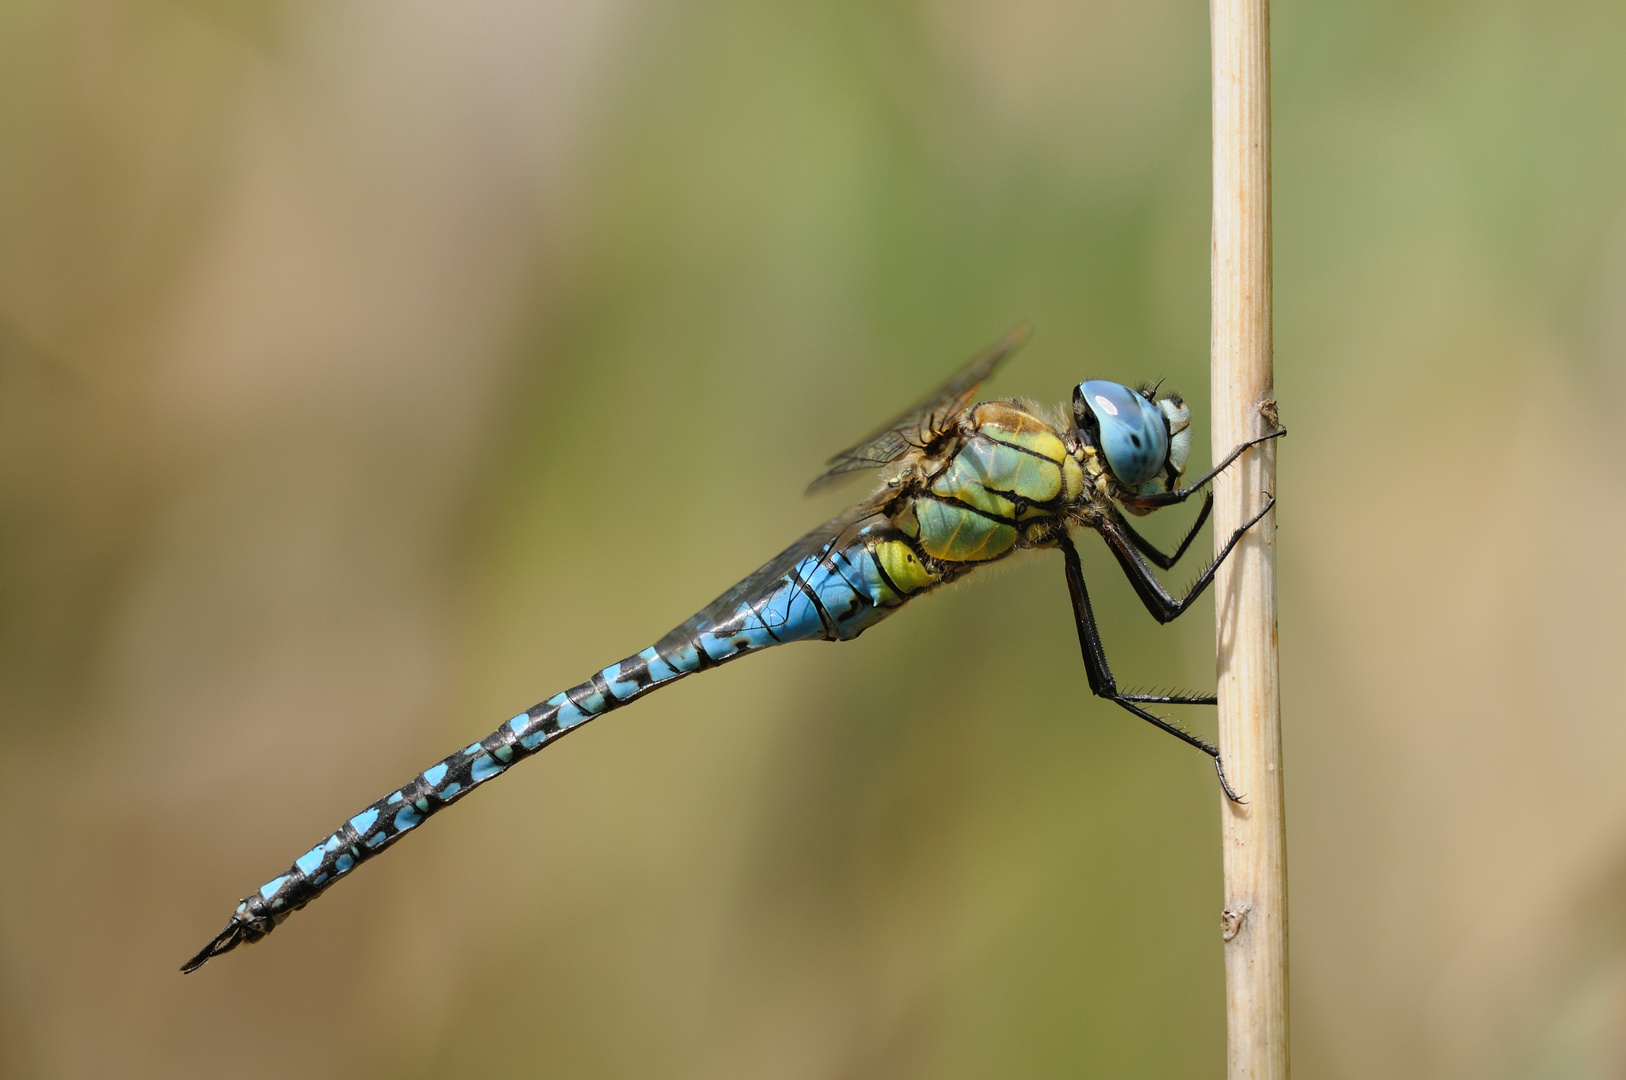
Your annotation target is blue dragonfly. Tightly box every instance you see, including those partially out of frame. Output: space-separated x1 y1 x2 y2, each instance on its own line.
183 326 1282 972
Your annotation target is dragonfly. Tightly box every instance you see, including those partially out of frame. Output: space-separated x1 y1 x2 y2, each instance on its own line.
183 325 1283 973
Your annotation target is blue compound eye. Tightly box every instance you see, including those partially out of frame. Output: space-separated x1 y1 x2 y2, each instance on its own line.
1073 380 1169 487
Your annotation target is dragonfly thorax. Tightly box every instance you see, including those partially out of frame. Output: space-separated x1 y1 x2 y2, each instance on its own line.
890 400 1085 565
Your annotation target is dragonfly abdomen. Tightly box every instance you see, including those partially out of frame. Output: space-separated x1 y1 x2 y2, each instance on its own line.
184 517 934 971
181 664 658 970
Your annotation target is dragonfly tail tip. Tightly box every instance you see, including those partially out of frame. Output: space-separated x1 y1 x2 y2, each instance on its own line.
180 918 247 974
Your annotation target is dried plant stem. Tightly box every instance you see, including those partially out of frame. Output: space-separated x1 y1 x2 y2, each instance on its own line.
1211 0 1288 1077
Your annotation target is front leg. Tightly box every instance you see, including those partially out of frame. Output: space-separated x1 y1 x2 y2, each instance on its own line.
1116 426 1284 510
1098 495 1274 625
1119 490 1212 570
1058 534 1242 801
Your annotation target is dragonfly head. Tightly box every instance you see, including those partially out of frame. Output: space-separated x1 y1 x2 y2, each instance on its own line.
1072 380 1192 492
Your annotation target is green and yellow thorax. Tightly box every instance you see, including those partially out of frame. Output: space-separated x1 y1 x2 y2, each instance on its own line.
875 400 1088 569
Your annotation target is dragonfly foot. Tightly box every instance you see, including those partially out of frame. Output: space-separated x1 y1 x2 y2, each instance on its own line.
1214 755 1246 804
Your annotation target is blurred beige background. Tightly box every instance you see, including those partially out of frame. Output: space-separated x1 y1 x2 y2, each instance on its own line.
3 1 1625 1077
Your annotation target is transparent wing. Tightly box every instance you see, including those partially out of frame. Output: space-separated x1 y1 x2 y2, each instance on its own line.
805 324 1032 494
665 494 888 642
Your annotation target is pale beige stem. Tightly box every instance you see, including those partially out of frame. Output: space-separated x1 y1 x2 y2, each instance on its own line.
1211 0 1288 1077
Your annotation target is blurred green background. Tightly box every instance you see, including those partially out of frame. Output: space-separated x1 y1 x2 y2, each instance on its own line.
4 0 1626 1077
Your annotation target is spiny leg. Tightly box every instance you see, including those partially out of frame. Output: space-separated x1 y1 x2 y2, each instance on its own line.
1098 494 1274 625
1116 427 1284 511
1058 534 1242 801
1119 490 1213 570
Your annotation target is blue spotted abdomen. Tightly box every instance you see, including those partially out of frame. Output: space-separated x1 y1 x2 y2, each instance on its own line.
188 511 939 967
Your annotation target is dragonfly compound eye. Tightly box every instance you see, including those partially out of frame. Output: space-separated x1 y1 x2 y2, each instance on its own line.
1074 380 1169 487
1158 395 1193 481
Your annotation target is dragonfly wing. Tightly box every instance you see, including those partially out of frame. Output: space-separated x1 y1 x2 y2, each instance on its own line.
678 496 886 637
806 324 1032 493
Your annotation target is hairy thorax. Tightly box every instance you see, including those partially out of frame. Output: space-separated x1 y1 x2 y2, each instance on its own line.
881 400 1087 567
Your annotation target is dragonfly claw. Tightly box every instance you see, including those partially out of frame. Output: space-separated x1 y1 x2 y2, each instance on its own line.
1214 756 1246 804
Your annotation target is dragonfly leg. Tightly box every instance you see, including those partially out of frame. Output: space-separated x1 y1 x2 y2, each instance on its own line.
1118 491 1212 570
1116 426 1284 510
1059 534 1243 802
1098 495 1274 625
